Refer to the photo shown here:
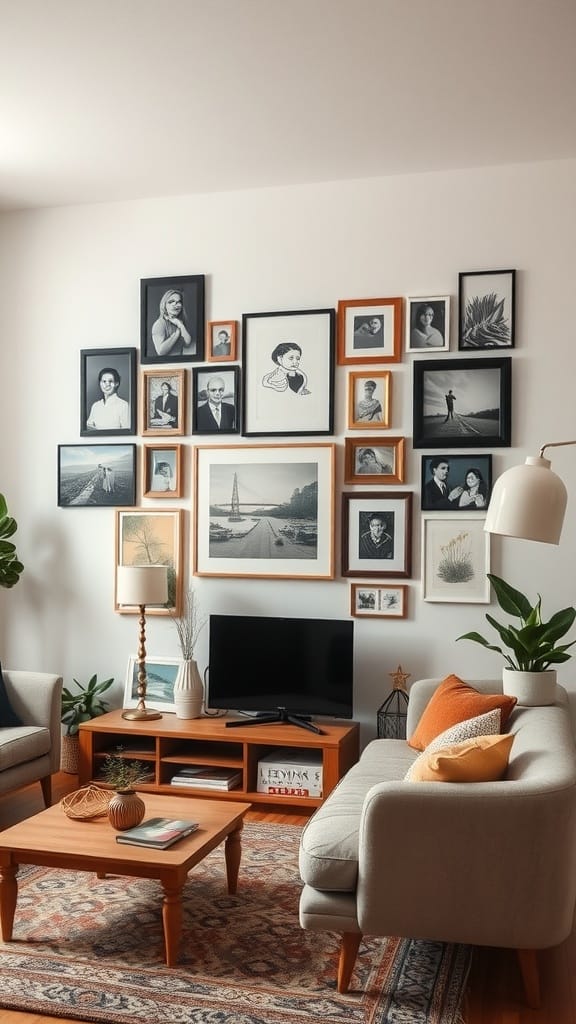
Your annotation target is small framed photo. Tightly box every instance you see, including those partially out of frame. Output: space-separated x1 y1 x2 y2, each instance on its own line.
341 492 412 578
337 296 402 365
141 369 186 436
140 274 205 364
57 444 136 507
422 515 491 603
192 366 240 434
348 371 391 429
142 444 183 498
344 436 405 484
241 308 335 436
350 583 408 619
123 655 184 714
413 357 511 448
421 454 492 511
114 508 183 615
406 296 450 352
80 348 137 437
458 269 516 350
206 320 237 362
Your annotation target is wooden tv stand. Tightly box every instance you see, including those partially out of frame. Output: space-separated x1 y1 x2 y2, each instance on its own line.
78 711 360 812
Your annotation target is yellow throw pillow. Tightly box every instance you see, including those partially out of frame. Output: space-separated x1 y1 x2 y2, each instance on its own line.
406 734 514 783
408 674 517 751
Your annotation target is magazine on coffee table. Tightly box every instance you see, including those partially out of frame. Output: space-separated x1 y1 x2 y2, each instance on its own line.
116 817 199 849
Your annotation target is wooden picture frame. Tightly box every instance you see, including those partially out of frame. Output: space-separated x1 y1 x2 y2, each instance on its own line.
206 320 238 362
194 443 335 579
192 366 240 435
140 274 205 364
344 436 405 484
341 492 412 578
57 444 136 507
413 357 511 448
350 583 408 618
458 269 516 350
140 369 186 437
241 308 335 436
114 508 183 615
337 296 402 365
348 370 391 429
80 348 137 437
406 295 450 352
142 444 183 498
123 655 184 714
421 453 492 512
422 514 491 603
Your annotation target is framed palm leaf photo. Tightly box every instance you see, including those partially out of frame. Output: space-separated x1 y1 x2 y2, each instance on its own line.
458 269 516 350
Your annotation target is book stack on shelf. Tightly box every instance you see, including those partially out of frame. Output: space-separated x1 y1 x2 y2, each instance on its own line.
170 767 242 791
116 817 199 849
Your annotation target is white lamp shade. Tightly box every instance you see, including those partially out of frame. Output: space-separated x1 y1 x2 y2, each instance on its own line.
484 456 567 544
117 564 168 606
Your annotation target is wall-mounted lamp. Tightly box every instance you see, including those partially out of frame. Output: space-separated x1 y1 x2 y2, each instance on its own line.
117 564 168 721
485 441 576 545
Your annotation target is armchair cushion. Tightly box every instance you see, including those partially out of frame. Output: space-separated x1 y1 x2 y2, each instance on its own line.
0 726 51 771
408 673 517 750
406 733 514 783
0 662 23 727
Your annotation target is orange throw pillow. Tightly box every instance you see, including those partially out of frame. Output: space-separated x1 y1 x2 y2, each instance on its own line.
406 734 514 783
408 674 517 751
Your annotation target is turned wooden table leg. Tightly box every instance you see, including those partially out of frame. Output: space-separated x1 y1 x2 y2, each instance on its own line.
161 883 184 966
517 948 541 1008
337 932 362 993
0 864 18 941
225 821 243 895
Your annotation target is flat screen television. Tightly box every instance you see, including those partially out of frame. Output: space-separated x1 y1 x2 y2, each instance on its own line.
207 613 354 734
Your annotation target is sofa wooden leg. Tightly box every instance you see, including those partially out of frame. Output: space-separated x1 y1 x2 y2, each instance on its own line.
40 775 52 807
337 932 362 993
516 948 541 1008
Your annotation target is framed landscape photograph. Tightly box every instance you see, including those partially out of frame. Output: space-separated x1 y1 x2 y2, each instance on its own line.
413 357 511 448
348 370 391 430
123 655 184 714
192 366 240 435
337 296 402 365
140 368 186 436
406 295 450 352
206 320 237 362
341 492 412 578
114 508 183 615
458 269 516 350
140 274 205 364
194 444 335 579
241 308 335 436
421 453 492 511
142 444 183 497
80 348 137 437
344 436 405 484
422 515 491 603
350 583 408 619
58 444 136 507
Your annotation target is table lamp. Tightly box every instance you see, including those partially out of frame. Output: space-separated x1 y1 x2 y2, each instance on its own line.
117 564 168 721
485 440 575 544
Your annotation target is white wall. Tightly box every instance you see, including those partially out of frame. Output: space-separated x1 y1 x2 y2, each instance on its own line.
1 158 575 743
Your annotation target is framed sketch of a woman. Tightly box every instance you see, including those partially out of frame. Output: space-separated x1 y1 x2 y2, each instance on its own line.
140 275 205 364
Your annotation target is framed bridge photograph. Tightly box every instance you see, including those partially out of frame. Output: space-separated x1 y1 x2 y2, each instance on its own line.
193 444 335 579
413 357 511 448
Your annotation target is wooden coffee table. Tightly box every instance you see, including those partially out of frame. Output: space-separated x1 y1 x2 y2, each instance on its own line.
0 793 251 966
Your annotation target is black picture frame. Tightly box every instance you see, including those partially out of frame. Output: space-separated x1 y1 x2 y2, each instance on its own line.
241 308 335 436
80 348 137 437
458 269 516 350
192 365 241 435
57 444 136 507
413 357 511 449
421 453 493 511
140 274 205 364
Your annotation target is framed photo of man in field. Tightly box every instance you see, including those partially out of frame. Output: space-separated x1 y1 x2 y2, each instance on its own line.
413 358 511 449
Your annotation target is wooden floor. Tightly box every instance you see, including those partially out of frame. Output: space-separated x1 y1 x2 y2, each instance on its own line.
0 774 575 1024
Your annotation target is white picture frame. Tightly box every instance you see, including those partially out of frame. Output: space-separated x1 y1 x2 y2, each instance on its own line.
123 655 185 713
422 515 490 603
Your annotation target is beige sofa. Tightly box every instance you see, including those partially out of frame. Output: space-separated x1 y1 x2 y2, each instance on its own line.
299 677 576 1007
0 670 63 806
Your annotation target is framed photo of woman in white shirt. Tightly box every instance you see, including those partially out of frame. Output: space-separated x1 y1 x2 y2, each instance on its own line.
80 348 137 437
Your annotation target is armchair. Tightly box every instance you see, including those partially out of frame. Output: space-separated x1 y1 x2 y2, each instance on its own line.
0 670 63 806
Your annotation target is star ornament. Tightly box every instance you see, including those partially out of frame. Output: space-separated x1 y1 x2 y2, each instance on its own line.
390 665 411 692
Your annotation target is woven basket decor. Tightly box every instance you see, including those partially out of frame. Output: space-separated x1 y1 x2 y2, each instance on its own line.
61 785 111 820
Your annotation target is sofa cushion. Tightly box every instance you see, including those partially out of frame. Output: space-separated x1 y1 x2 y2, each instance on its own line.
408 674 517 751
0 726 51 771
404 708 502 780
406 733 514 783
0 663 23 727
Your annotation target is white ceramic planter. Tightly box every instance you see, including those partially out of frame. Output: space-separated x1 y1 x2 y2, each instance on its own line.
174 658 204 719
502 667 557 707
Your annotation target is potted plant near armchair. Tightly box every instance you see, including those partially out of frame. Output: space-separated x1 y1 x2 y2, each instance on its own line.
61 674 114 773
0 493 24 591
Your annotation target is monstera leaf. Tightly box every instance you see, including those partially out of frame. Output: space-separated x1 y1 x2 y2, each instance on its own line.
0 493 24 589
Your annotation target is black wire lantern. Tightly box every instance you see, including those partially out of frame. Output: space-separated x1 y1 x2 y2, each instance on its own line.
377 665 411 739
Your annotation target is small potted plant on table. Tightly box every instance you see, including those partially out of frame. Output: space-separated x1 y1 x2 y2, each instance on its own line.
100 754 151 830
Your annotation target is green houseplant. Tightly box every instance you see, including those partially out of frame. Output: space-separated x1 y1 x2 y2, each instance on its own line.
60 674 114 774
0 493 24 589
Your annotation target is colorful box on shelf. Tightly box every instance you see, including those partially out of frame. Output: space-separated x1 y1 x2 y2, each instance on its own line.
257 749 323 797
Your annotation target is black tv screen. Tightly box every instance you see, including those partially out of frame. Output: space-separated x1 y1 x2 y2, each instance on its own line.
208 614 354 720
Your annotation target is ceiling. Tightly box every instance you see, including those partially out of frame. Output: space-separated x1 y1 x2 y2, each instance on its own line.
2 0 575 212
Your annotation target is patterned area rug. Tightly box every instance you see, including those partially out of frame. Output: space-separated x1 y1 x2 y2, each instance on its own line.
0 821 471 1023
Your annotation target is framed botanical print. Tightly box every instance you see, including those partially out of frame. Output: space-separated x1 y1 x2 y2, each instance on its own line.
350 583 408 619
194 443 335 579
422 515 491 603
241 308 335 436
123 655 184 714
337 296 402 364
192 366 240 435
348 370 391 429
413 357 511 448
80 348 137 437
206 320 237 362
114 508 183 615
57 444 136 507
142 444 183 498
140 274 205 364
140 369 186 436
344 436 405 484
406 295 450 352
458 269 516 350
421 453 492 512
341 492 412 578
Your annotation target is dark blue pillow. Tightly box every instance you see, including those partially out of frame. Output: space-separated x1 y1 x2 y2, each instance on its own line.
0 663 23 727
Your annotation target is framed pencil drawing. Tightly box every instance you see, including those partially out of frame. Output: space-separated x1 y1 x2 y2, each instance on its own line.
192 366 240 435
421 453 492 511
348 371 391 430
406 295 450 352
141 368 186 436
114 508 183 615
206 320 237 362
142 444 183 497
140 274 205 364
341 492 412 578
350 583 408 619
57 444 136 507
337 296 402 365
241 308 335 436
422 515 491 603
458 269 516 350
344 436 405 485
123 655 184 714
80 348 137 437
413 357 511 448
194 443 335 579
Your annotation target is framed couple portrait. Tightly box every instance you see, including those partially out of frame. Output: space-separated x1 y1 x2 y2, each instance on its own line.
140 369 186 437
337 296 403 365
413 357 511 448
421 454 492 512
140 274 205 364
341 492 412 578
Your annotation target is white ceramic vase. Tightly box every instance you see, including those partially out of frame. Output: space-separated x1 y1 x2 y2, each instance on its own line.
502 667 557 707
174 658 204 719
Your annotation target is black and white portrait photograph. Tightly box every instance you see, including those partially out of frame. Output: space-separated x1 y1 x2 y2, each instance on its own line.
348 370 391 430
193 366 240 435
80 348 136 437
143 444 182 497
413 357 511 448
337 296 402 364
342 492 412 578
406 295 450 352
458 269 516 350
140 274 205 364
141 369 185 437
242 309 335 436
58 444 136 507
421 453 493 511
344 436 405 484
207 319 237 362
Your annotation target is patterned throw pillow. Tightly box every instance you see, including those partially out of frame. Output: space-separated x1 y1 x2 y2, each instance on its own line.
407 674 517 751
405 734 514 783
405 708 502 781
